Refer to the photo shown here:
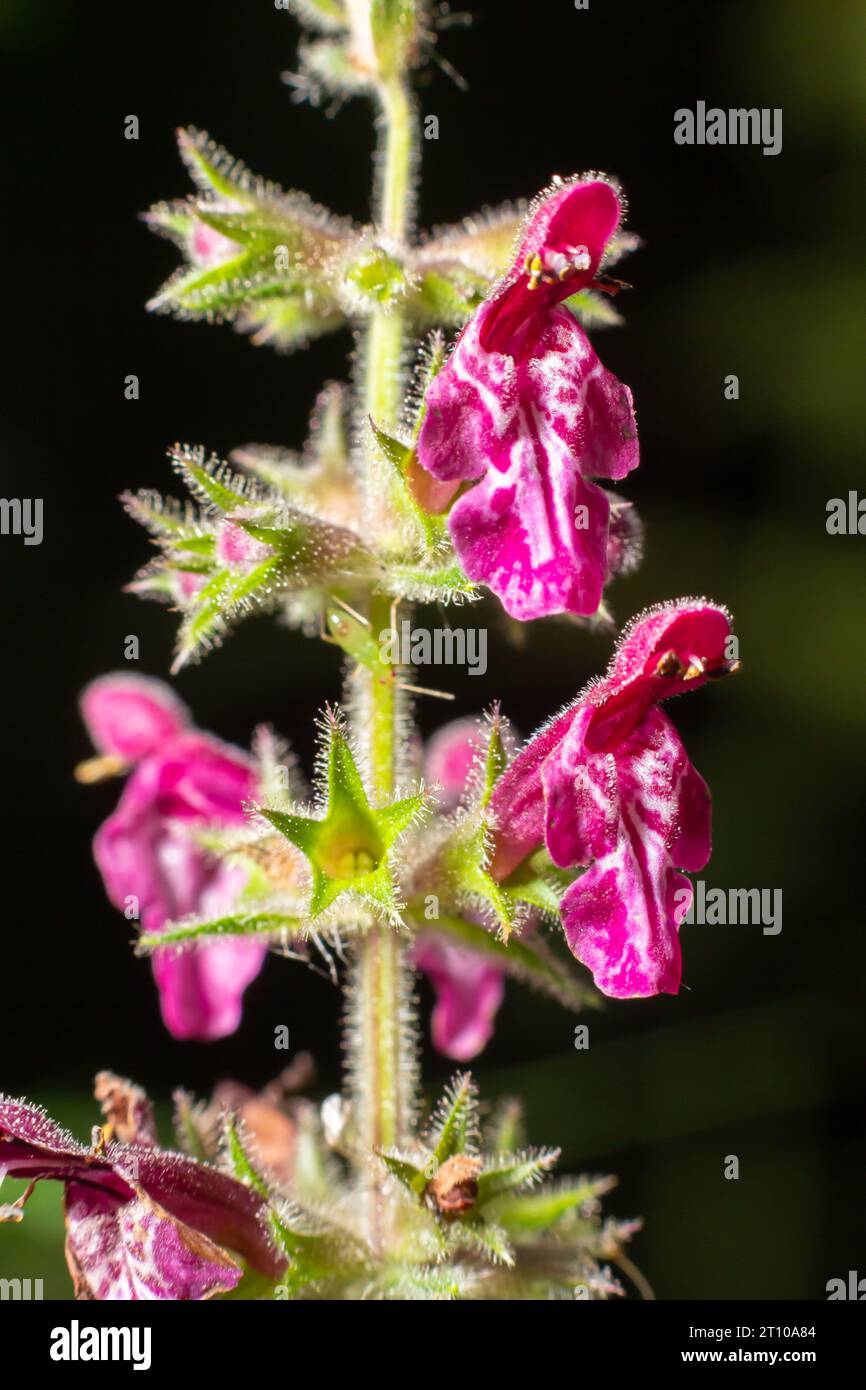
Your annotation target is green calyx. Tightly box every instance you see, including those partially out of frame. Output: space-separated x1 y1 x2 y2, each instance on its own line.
260 716 424 920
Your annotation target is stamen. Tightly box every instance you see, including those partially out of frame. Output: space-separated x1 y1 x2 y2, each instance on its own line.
655 650 684 678
0 1181 36 1223
74 753 126 785
524 253 544 290
396 681 456 701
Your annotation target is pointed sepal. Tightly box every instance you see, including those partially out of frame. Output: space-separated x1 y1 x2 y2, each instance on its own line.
145 128 358 351
260 712 426 922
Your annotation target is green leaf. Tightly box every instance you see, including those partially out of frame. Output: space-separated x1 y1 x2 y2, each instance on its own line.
270 1210 367 1296
565 288 625 329
501 847 577 917
136 911 304 954
173 452 250 513
445 1217 514 1268
377 1150 427 1198
500 860 563 917
146 129 357 350
478 715 507 810
484 1099 525 1158
437 814 523 939
427 1073 479 1168
410 332 447 440
414 908 598 1014
489 1177 617 1237
121 489 198 539
224 1116 271 1199
238 297 345 351
475 1148 560 1206
172 559 280 670
369 418 444 553
137 450 370 668
384 561 476 603
369 419 411 473
407 268 487 327
232 383 354 512
176 127 257 202
292 1107 338 1208
172 1089 213 1163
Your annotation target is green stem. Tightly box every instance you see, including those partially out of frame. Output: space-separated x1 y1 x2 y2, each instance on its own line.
379 78 413 242
350 63 417 1242
363 77 414 432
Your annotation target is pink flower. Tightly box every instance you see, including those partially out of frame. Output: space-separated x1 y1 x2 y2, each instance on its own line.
414 718 505 1060
413 935 505 1061
215 517 275 571
189 220 242 268
416 178 639 621
423 716 483 810
0 1089 283 1300
490 601 737 998
80 675 266 1041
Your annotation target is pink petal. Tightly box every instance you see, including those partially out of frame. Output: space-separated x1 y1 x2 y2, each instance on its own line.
561 852 690 999
585 601 733 753
190 220 242 268
152 922 268 1042
489 702 580 879
0 1096 283 1298
414 936 505 1060
110 1145 283 1279
557 710 708 998
480 179 623 354
421 307 637 620
541 705 619 869
64 1184 242 1300
80 675 189 764
424 718 482 808
91 733 265 1041
216 518 274 570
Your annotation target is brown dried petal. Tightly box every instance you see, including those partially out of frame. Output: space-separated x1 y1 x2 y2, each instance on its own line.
427 1154 482 1218
93 1072 158 1148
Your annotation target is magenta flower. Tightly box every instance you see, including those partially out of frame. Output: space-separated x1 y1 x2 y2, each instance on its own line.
414 718 504 1060
413 935 505 1061
215 516 275 570
490 601 737 998
416 178 639 620
80 675 266 1041
423 716 483 811
189 218 242 268
0 1088 283 1299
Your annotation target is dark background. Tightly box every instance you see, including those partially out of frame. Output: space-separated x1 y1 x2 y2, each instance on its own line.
1 0 864 1298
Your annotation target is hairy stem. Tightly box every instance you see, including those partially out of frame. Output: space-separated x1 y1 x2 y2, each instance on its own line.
363 77 414 431
350 63 417 1247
